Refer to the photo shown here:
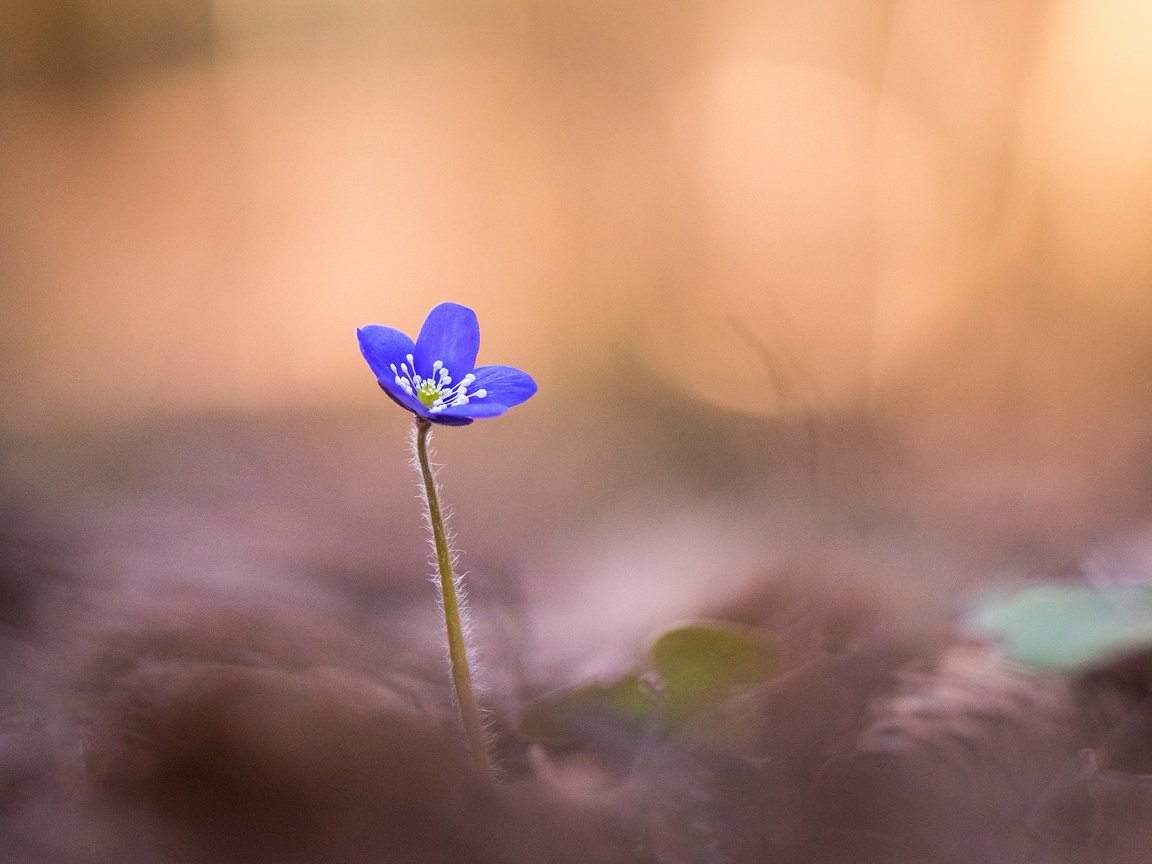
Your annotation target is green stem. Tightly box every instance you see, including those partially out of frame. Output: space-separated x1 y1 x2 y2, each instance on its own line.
414 417 490 777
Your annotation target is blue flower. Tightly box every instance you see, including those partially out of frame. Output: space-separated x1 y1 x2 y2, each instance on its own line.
357 302 537 426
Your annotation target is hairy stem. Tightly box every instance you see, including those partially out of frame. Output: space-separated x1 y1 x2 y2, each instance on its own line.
414 417 490 777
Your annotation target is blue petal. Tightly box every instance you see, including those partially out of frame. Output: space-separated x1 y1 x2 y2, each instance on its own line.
426 412 476 426
436 402 512 420
357 325 416 380
359 324 430 415
470 365 538 408
379 382 475 424
377 380 430 418
413 302 480 379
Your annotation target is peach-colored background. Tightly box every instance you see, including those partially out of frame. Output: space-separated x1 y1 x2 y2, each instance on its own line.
3 0 1150 434
3 0 1152 679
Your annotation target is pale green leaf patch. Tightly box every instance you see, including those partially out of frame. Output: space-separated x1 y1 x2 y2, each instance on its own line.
966 584 1152 673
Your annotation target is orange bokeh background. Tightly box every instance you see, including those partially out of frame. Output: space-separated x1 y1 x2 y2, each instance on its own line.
2 0 1150 435
2 0 1152 684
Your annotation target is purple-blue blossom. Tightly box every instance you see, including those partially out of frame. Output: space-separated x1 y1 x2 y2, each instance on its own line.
357 302 537 426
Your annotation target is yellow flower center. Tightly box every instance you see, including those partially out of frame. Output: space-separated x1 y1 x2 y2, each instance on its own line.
390 355 488 413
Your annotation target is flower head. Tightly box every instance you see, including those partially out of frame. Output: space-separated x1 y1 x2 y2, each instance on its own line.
357 302 537 426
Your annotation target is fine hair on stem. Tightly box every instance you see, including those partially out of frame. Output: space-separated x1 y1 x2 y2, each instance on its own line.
411 417 492 778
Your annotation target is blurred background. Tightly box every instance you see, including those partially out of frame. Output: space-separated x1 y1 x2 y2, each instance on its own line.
2 0 1152 671
5 4 1152 862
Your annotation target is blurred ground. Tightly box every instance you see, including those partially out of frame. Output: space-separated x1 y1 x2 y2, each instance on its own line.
2 1 1152 861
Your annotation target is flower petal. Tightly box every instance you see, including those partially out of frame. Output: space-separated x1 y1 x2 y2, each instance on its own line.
381 382 476 424
357 325 416 380
469 365 538 408
436 401 511 420
377 379 429 418
428 411 480 425
413 302 480 378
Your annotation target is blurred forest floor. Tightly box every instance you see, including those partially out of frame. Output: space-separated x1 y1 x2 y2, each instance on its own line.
4 1 1152 860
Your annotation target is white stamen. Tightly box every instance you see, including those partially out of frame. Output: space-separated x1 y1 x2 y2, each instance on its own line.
389 357 487 413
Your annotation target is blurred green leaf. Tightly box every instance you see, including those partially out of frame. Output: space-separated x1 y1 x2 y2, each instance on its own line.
650 622 778 726
967 585 1152 673
520 673 653 751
